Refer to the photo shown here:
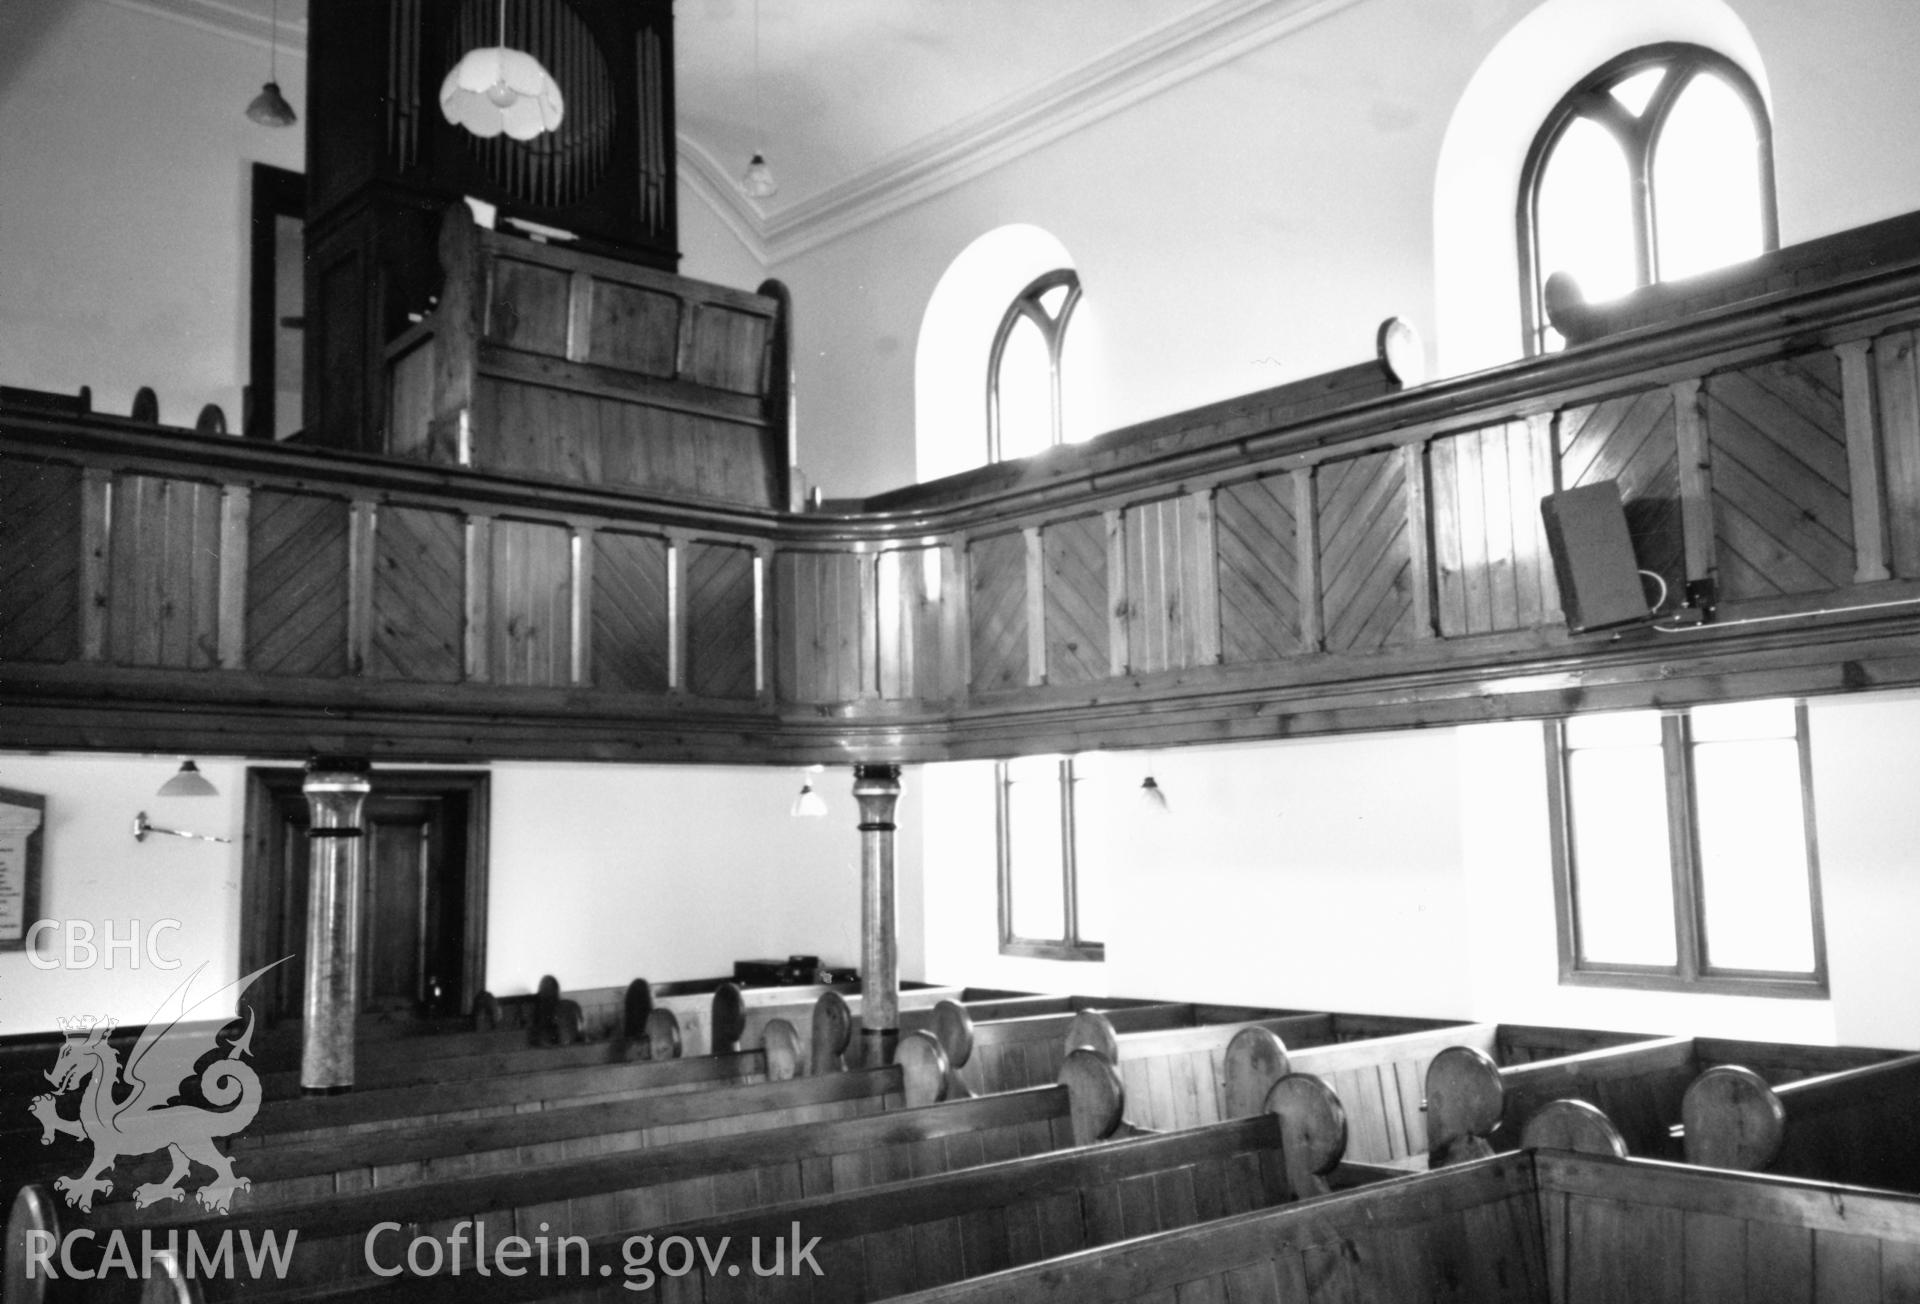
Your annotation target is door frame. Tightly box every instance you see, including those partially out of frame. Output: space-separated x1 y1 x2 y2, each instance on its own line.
240 767 491 1018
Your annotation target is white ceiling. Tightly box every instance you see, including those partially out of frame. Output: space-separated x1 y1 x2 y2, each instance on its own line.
113 0 1355 257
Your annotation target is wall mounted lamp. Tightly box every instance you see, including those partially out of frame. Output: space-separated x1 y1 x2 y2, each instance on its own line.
132 812 232 845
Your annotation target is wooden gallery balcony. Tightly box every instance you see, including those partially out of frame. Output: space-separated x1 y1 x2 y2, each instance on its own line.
5 215 1920 764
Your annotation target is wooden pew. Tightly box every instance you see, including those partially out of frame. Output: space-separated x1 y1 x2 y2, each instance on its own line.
331 1080 1376 1303
876 1150 1920 1304
1682 1051 1920 1191
1428 1031 1901 1167
648 980 975 1057
1063 1009 1468 1155
931 1000 1305 1099
11 1057 1123 1303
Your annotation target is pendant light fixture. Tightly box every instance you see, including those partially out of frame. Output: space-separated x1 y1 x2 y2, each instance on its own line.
441 0 565 142
1138 756 1170 814
157 759 219 799
244 0 297 128
740 0 778 199
790 766 827 818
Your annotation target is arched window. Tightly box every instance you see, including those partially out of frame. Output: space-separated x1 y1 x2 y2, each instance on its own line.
986 269 1080 463
1519 43 1776 353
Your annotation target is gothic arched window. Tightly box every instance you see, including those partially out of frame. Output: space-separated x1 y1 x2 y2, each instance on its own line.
986 269 1081 463
1519 44 1776 353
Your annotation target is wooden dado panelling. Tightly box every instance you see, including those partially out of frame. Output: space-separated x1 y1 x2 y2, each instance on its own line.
246 489 350 678
1216 472 1304 664
968 531 1029 694
107 474 223 670
485 517 573 688
684 540 758 700
590 529 671 694
1123 495 1218 674
777 549 871 704
1870 328 1920 577
876 546 961 702
371 504 465 683
1702 352 1854 601
1430 419 1560 638
1043 515 1109 685
1317 450 1415 655
0 456 81 665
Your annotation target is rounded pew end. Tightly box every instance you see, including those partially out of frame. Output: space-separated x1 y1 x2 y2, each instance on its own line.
1058 1047 1125 1144
1682 1064 1785 1171
764 1017 802 1082
1224 1026 1292 1118
933 999 976 1069
712 982 747 1055
643 1008 682 1061
623 978 655 1039
1520 1098 1629 1159
6 1183 60 1304
1264 1072 1347 1199
139 1249 196 1303
1426 1044 1503 1166
811 990 852 1074
1063 1010 1120 1065
898 1030 952 1106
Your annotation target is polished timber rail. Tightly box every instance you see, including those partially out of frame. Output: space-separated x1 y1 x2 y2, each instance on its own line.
6 248 1920 764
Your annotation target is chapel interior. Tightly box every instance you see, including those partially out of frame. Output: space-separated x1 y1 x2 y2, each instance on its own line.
4 0 1920 1097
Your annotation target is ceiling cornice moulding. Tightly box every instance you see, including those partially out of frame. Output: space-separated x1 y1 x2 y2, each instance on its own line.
102 0 308 55
690 0 1365 266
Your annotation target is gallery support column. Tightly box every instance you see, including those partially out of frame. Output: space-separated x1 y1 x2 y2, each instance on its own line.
854 763 902 1068
301 757 370 1093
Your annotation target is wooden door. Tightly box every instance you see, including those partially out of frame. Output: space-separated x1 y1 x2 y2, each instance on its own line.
242 770 489 1023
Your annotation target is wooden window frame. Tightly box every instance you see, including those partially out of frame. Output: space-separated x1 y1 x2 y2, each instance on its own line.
985 269 1082 464
247 162 306 440
1545 704 1828 998
1517 42 1778 355
996 757 1104 962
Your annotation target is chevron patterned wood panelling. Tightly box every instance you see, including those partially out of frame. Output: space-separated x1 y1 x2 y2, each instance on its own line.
371 504 465 682
1871 328 1920 577
1042 515 1108 686
1430 420 1559 637
1317 451 1413 654
1559 388 1682 603
968 531 1028 694
776 549 869 703
591 529 671 693
490 518 573 688
0 456 80 665
1216 473 1301 663
686 540 757 699
108 474 222 669
1125 496 1212 673
245 489 350 678
1704 352 1855 600
876 547 953 701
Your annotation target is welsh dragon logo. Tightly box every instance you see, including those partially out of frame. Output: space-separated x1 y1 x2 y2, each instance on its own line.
30 960 286 1214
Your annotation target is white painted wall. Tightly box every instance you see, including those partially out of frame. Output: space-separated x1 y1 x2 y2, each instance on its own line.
0 0 306 421
0 753 919 1034
922 691 1920 1049
770 0 1920 497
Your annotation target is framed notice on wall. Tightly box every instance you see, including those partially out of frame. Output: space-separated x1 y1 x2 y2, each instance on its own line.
0 788 45 950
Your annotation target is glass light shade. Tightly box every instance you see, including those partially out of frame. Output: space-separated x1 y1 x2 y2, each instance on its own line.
791 782 827 818
440 46 564 141
157 760 219 799
742 153 779 199
245 81 297 128
1138 775 1169 814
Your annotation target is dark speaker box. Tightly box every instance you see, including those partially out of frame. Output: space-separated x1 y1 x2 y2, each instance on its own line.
1540 481 1650 632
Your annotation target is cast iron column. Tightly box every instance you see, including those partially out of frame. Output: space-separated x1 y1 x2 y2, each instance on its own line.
300 757 370 1092
854 763 902 1067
